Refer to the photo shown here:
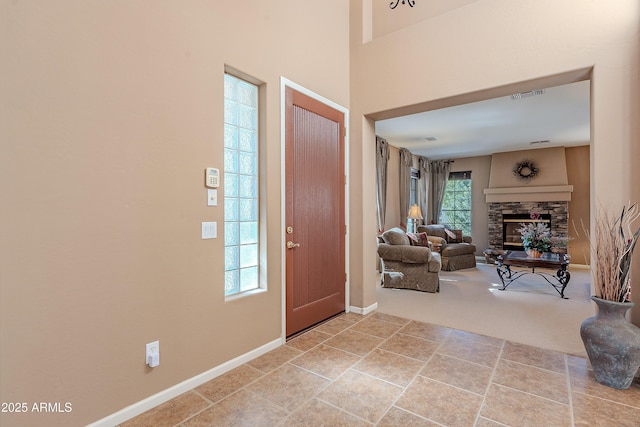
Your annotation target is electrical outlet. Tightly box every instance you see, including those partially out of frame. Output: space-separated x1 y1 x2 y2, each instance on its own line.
146 340 160 367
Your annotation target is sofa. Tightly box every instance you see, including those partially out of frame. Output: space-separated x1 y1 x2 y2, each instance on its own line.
417 224 477 271
377 227 441 292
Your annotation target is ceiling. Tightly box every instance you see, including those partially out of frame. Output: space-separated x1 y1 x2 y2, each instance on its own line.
374 80 591 160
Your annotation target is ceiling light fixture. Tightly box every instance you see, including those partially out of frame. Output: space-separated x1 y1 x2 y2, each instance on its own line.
529 140 551 145
424 136 439 141
390 0 415 9
511 89 545 100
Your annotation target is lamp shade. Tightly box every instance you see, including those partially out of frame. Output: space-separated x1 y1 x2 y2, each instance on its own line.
408 204 423 220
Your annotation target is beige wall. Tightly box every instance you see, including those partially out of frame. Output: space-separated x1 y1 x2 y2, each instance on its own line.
489 147 569 188
1 1 349 425
351 0 639 322
566 146 591 265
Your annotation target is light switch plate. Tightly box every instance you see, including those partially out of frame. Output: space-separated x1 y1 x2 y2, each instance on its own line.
207 189 218 206
202 222 217 239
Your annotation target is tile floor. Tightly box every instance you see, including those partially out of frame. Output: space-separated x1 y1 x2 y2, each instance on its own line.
121 312 640 427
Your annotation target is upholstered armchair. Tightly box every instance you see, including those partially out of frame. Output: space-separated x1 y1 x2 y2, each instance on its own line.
377 227 441 293
417 224 477 271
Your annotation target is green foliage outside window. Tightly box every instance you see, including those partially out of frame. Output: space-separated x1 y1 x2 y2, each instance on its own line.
440 172 471 235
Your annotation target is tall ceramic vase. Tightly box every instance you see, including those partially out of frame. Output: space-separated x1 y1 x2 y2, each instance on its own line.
580 296 640 389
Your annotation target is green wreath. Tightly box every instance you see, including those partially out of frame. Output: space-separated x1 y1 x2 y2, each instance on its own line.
513 159 539 181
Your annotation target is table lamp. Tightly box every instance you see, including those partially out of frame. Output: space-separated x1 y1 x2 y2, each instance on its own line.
408 204 423 233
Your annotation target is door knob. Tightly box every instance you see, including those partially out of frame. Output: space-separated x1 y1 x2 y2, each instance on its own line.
287 241 301 249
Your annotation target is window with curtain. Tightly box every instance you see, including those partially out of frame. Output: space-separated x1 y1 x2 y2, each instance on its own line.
440 171 472 235
407 168 419 231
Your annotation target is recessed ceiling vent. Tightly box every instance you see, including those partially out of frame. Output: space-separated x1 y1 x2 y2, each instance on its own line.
424 136 439 141
511 89 545 100
529 139 550 145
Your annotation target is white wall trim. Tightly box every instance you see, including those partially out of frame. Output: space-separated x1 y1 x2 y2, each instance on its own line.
280 77 350 339
87 338 281 427
350 302 378 315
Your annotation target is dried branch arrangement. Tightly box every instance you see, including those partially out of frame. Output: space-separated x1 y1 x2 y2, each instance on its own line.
587 202 640 302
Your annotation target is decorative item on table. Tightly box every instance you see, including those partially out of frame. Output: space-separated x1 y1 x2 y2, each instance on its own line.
408 204 423 233
516 212 551 257
517 212 569 257
579 202 640 390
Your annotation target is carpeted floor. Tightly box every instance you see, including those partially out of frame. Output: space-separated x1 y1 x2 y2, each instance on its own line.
376 261 595 357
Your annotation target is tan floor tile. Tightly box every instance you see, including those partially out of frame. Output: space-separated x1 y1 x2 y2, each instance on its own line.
324 329 384 356
399 320 452 342
480 384 571 427
280 398 371 427
474 416 507 427
348 316 403 338
195 364 263 403
501 340 566 373
420 353 493 395
286 329 333 351
395 376 483 427
449 329 504 347
247 345 303 373
437 336 501 368
352 348 424 387
339 312 367 323
492 359 569 403
314 317 356 335
182 389 287 427
370 311 412 325
289 344 360 380
379 333 439 362
119 312 596 426
121 391 210 427
246 363 330 412
567 354 590 368
377 406 440 426
569 362 640 408
572 391 640 427
317 369 403 423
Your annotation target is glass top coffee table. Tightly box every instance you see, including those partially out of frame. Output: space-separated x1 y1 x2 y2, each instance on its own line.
496 250 571 299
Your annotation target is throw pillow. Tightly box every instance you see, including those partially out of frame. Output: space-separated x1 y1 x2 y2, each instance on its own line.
444 228 463 243
406 232 419 246
407 232 430 247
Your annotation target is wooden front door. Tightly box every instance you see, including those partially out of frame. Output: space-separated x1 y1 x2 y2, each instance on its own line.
285 86 346 337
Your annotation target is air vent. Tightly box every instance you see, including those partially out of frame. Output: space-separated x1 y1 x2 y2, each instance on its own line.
424 136 439 141
529 140 551 145
511 89 545 100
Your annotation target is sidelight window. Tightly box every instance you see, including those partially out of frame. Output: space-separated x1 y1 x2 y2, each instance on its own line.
224 73 260 296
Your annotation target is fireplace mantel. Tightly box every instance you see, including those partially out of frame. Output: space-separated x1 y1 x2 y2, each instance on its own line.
483 185 573 203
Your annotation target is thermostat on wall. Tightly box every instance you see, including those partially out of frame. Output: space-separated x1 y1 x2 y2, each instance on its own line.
205 168 219 188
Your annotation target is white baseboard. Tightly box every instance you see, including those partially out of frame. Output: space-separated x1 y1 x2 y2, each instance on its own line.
87 338 282 427
350 302 378 315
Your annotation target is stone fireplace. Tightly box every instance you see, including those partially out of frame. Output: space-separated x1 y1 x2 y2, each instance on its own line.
488 202 568 251
483 147 573 252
